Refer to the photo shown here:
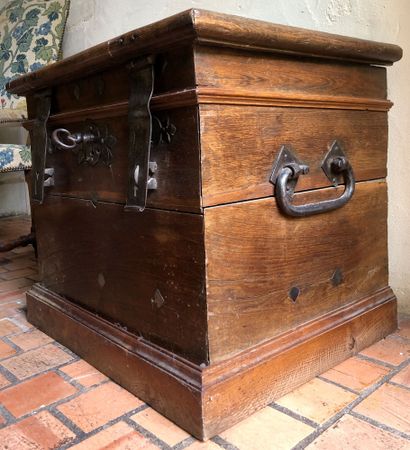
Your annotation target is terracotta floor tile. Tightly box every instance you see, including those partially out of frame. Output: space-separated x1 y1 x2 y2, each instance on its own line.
184 441 222 450
360 336 410 366
8 328 54 351
0 267 37 281
3 259 34 271
0 278 33 293
58 382 143 432
11 246 33 255
3 253 30 261
69 421 159 449
27 273 41 282
321 356 390 392
1 343 73 379
11 312 33 331
276 378 357 424
0 372 77 418
307 414 410 450
0 296 25 309
131 407 190 446
0 288 28 302
391 364 410 387
0 318 21 337
0 340 17 359
0 301 25 319
354 383 410 434
60 359 108 388
220 407 313 450
0 373 10 389
0 410 75 449
397 317 410 340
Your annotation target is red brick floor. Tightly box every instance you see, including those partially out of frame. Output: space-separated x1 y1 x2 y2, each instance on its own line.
0 215 409 449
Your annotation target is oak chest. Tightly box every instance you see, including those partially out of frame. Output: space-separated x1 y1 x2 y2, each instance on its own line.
8 9 402 439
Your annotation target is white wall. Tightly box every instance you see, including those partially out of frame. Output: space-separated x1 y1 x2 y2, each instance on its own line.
59 0 409 313
62 0 401 54
385 1 410 315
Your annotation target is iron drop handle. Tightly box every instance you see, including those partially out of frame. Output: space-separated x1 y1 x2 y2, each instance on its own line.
270 141 355 218
51 128 98 150
50 122 116 167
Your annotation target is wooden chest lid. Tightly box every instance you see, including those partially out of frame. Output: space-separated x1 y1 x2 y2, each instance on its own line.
8 8 402 96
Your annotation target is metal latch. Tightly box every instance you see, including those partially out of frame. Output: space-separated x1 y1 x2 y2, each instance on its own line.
31 89 51 203
43 168 54 187
125 56 156 212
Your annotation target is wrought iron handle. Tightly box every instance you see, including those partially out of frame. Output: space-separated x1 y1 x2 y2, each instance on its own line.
270 141 355 218
50 122 116 166
51 128 98 150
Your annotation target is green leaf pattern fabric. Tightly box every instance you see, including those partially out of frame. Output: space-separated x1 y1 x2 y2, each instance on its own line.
0 143 31 171
0 0 70 117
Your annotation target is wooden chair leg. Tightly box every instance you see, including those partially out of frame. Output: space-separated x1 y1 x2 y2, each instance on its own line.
0 232 35 253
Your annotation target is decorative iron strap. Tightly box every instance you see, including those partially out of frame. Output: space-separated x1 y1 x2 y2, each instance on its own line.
31 89 51 203
125 56 155 212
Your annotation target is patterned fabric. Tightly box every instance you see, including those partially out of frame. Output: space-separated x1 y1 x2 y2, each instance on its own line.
0 0 70 120
0 143 31 172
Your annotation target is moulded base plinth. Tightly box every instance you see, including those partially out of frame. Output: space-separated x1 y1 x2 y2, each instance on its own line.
27 284 397 440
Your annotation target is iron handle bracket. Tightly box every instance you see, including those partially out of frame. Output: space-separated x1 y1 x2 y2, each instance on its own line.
269 140 355 217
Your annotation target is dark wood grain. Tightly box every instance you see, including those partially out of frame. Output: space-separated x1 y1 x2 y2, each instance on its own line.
191 9 402 65
8 9 402 97
32 196 207 364
195 85 392 112
195 45 388 104
43 107 201 212
0 232 35 253
25 47 196 118
26 284 205 438
204 181 388 362
200 106 388 207
202 293 397 438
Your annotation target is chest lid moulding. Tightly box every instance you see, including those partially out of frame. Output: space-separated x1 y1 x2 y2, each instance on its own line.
7 9 402 441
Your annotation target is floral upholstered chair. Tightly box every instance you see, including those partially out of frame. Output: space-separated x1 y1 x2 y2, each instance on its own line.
0 0 70 251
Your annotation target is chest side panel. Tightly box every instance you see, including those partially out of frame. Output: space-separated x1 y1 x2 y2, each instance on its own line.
194 46 388 105
199 105 387 207
195 46 389 208
205 181 388 362
33 196 208 364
